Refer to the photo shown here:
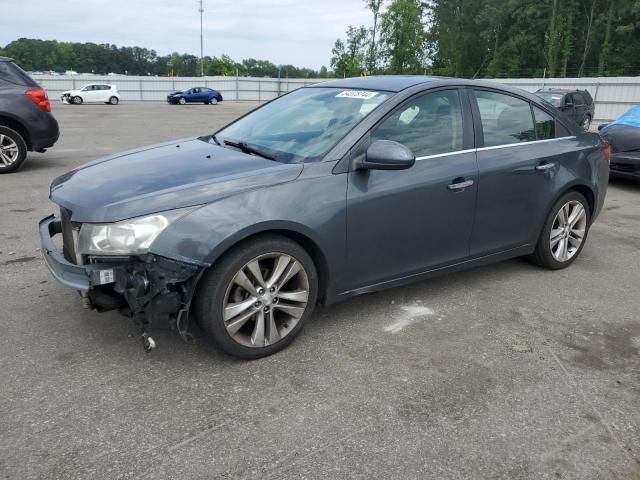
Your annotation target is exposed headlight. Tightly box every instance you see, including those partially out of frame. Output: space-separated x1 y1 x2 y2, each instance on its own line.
77 208 193 255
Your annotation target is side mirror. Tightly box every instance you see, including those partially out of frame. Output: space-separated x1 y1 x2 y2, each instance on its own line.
359 140 416 171
597 123 608 131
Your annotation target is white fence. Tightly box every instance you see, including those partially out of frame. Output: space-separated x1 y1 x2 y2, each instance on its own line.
34 74 640 122
35 74 322 104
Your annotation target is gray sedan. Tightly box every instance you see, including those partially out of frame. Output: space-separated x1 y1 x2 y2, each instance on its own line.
40 76 609 359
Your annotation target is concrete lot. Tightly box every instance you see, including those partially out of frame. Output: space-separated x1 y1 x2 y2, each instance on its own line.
0 102 639 480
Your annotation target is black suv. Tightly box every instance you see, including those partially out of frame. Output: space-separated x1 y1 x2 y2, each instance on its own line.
0 57 59 173
535 88 595 130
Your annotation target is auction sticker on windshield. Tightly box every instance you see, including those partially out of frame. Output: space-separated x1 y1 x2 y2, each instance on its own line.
336 90 378 99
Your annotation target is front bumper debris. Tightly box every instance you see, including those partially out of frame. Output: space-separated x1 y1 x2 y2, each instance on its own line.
39 214 203 351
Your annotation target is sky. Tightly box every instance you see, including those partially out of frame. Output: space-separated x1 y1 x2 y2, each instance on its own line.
0 0 372 69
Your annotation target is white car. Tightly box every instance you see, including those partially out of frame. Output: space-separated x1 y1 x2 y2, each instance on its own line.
60 84 120 105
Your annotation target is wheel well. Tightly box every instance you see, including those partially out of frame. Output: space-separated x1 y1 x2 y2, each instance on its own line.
0 115 31 149
208 230 331 304
567 185 595 219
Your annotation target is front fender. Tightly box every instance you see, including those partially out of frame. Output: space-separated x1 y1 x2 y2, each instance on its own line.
149 161 348 298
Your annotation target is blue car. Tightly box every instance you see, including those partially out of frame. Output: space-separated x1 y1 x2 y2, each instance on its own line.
167 87 223 105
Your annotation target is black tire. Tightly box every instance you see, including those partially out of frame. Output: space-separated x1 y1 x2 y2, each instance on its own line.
194 235 318 359
109 96 119 105
0 126 28 174
529 191 591 269
72 96 83 105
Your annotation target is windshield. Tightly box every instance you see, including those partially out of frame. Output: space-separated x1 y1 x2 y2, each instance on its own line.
216 87 391 163
536 92 563 107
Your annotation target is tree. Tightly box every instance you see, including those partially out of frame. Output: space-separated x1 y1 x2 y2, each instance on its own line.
1 38 328 78
205 55 237 76
429 0 493 77
576 0 595 76
330 26 369 77
379 0 427 74
365 0 384 73
597 0 616 75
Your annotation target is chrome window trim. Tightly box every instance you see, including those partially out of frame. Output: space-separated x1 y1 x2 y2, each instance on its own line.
475 136 577 152
415 136 577 161
415 149 476 161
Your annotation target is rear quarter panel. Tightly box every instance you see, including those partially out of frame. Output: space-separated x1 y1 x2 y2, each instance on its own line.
549 132 607 225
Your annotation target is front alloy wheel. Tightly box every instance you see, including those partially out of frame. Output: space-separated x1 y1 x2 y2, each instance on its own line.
223 253 309 348
195 235 318 359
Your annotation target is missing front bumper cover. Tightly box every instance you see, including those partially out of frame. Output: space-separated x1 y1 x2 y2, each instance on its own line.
39 214 203 350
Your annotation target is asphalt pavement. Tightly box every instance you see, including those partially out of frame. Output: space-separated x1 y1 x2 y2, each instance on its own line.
1 102 639 480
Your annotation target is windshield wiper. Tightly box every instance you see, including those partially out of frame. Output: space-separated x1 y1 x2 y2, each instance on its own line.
223 140 275 161
210 134 221 145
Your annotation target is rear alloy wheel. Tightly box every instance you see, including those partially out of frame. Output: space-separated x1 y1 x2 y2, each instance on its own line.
210 98 218 105
0 126 28 173
178 97 186 105
109 96 119 105
72 96 83 105
529 191 590 269
195 236 318 359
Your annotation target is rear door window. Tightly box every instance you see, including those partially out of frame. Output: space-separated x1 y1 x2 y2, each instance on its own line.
573 93 585 106
532 106 556 140
564 94 575 106
0 61 37 87
473 90 535 147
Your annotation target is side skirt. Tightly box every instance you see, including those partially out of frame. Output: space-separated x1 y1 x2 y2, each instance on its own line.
329 244 533 305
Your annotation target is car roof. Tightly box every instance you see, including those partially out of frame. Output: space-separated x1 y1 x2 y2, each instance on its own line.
0 56 14 62
308 76 446 92
536 88 577 94
307 76 553 103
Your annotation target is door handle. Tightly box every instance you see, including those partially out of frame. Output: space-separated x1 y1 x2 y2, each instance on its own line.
535 163 555 172
447 179 474 191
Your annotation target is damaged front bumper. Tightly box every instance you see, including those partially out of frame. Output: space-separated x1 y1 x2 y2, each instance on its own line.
39 214 203 350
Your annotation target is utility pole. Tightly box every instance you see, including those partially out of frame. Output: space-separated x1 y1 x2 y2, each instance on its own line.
199 0 204 77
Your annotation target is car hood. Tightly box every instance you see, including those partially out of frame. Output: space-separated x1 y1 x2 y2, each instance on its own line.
50 137 303 223
61 90 79 95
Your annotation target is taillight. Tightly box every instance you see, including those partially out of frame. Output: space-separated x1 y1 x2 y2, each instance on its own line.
25 89 51 112
602 142 612 164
